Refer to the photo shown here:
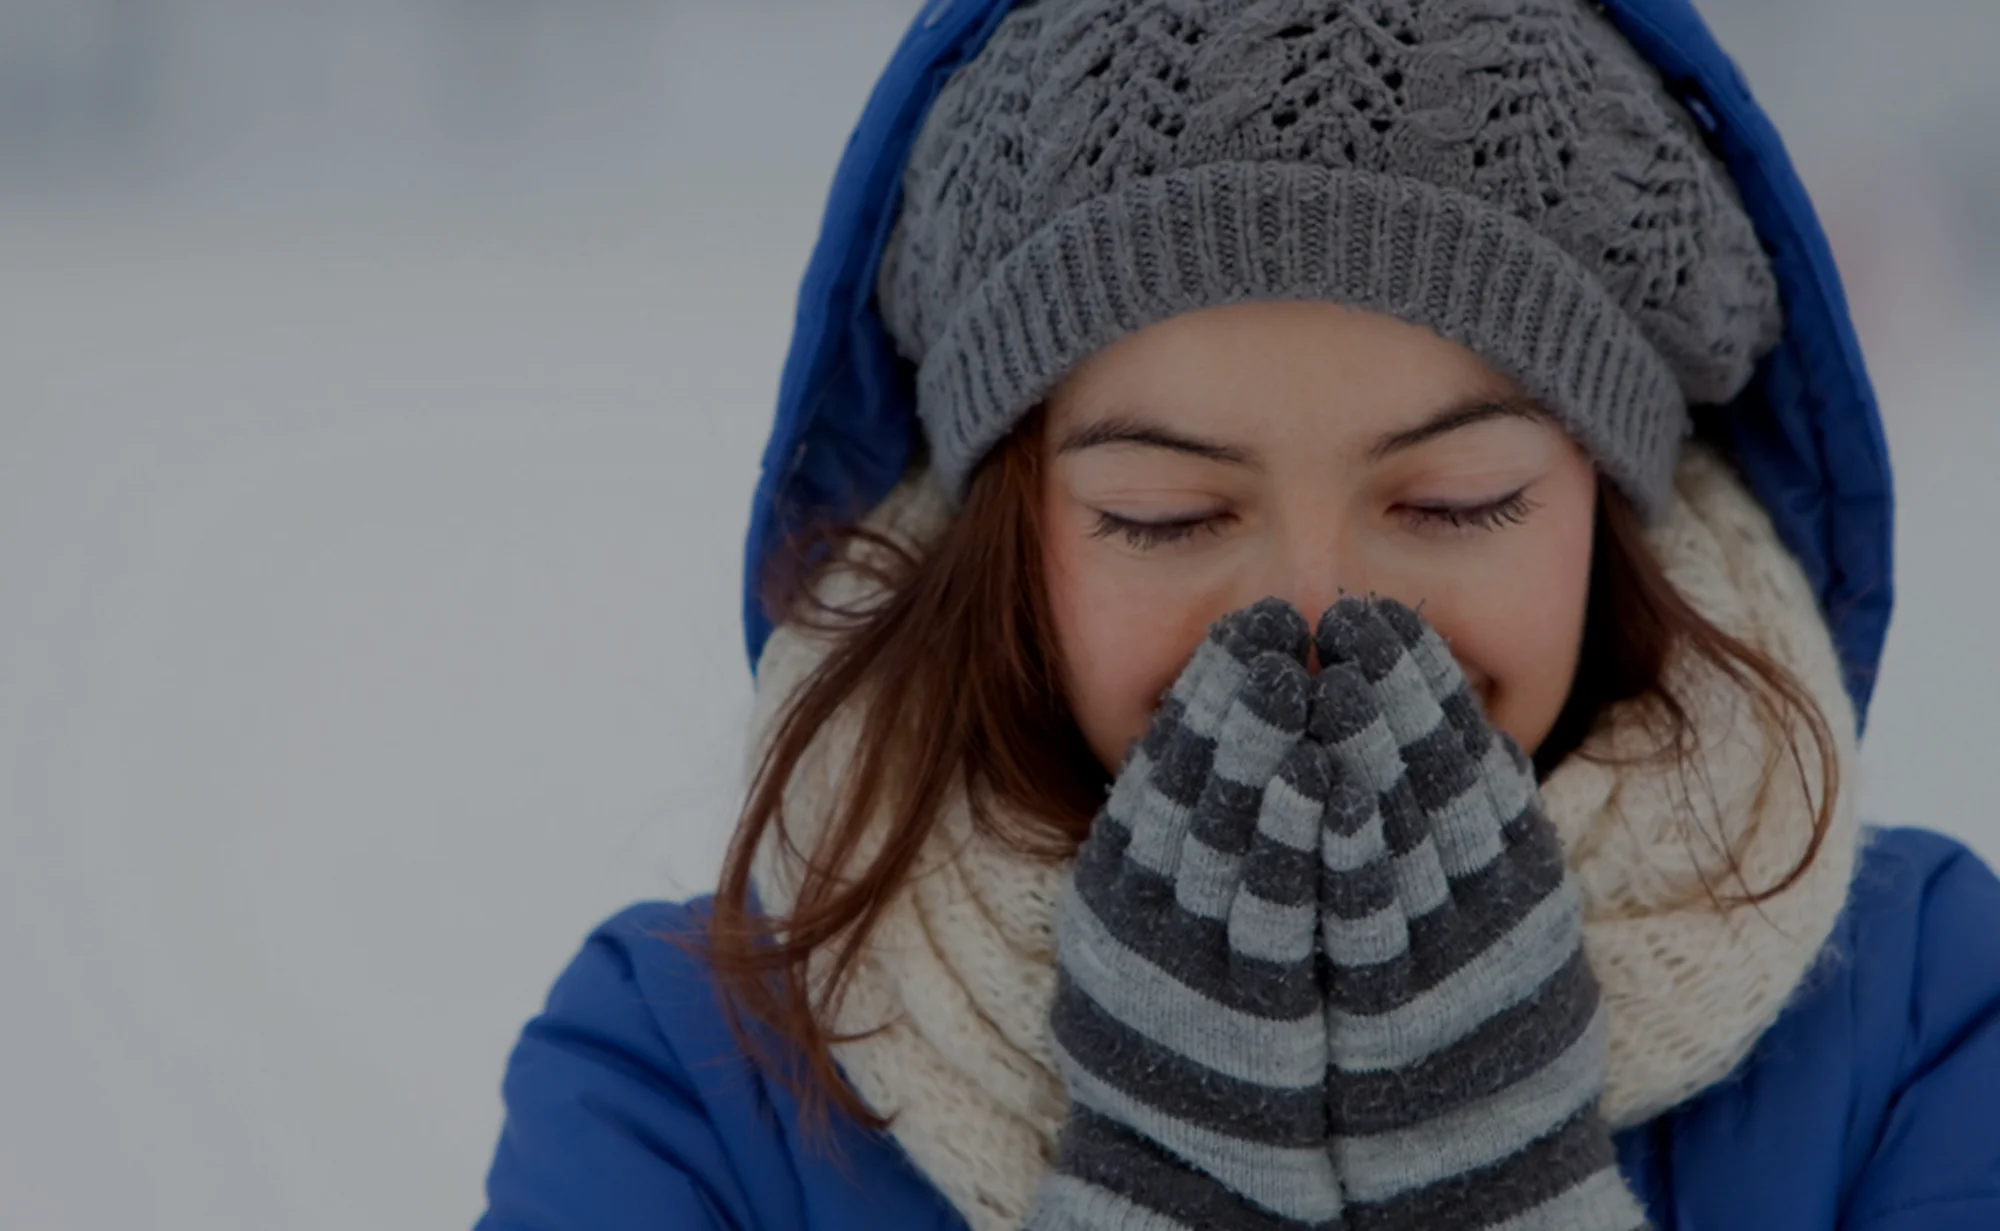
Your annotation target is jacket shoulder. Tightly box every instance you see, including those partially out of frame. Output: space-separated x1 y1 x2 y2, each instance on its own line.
478 898 966 1231
1838 827 2000 1228
1625 826 2000 1230
477 897 775 1230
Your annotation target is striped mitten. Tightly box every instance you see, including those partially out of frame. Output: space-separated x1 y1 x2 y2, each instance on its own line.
1308 597 1649 1231
1026 598 1345 1231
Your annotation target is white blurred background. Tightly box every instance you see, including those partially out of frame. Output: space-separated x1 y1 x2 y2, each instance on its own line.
2 1 1995 1227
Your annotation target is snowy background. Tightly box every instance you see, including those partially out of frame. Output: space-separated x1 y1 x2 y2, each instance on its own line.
3 1 1995 1227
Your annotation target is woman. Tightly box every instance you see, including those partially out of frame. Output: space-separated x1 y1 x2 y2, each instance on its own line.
477 1 2000 1228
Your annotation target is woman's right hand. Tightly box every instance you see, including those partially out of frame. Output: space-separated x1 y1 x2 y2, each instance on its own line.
1025 598 1346 1231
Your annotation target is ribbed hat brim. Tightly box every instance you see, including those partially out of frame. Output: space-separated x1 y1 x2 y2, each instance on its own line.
918 163 1686 519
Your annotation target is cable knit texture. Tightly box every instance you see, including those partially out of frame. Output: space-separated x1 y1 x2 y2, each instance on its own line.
748 445 1857 1231
877 0 1783 517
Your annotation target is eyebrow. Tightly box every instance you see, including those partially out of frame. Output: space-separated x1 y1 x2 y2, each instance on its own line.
1366 397 1544 461
1054 416 1253 465
1054 397 1544 466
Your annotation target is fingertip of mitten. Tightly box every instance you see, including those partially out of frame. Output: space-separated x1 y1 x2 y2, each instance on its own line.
1244 652 1310 732
1308 662 1380 745
1275 737 1334 802
1321 772 1378 840
1216 597 1311 665
1375 597 1443 653
1314 597 1406 682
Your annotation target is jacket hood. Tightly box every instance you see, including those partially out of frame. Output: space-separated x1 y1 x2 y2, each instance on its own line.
739 0 1893 726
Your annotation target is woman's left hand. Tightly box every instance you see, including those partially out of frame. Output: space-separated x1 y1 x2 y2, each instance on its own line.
1305 596 1649 1231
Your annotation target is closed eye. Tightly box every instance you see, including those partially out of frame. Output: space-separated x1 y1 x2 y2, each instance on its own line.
1089 510 1231 549
1399 488 1539 533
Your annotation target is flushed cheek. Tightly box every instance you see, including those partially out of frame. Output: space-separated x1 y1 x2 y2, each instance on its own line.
1437 575 1589 754
1047 551 1221 772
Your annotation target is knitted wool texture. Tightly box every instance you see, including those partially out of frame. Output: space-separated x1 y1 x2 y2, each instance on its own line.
1029 596 1647 1230
877 0 1784 518
748 445 1859 1231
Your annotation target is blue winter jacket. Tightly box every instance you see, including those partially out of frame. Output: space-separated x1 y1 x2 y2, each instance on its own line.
478 0 2000 1226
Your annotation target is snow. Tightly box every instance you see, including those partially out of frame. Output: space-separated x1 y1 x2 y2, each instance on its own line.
1 1 1994 1227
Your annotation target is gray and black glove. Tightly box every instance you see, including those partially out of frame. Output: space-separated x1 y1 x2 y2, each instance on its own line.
1026 598 1345 1231
1311 596 1648 1231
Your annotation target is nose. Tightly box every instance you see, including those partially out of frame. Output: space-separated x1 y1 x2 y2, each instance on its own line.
1256 533 1364 668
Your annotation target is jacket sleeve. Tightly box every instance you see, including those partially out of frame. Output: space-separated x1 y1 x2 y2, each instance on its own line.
476 904 749 1231
1844 834 2000 1231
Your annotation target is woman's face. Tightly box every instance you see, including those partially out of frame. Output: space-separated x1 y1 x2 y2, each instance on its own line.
1041 300 1598 773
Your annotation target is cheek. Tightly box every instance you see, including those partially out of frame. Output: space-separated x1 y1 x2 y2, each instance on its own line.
1044 530 1213 774
1432 509 1595 755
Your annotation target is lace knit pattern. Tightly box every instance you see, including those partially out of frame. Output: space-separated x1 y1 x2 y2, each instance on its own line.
878 0 1783 515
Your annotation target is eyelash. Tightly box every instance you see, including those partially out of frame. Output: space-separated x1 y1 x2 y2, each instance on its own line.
1400 488 1540 533
1090 511 1231 548
1090 488 1539 549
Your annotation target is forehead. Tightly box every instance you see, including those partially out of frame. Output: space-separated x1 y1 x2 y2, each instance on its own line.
1048 301 1520 441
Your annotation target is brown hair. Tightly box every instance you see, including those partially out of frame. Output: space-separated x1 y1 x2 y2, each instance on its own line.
694 409 1839 1140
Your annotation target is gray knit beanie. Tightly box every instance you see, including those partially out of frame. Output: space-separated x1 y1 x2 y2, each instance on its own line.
877 0 1784 519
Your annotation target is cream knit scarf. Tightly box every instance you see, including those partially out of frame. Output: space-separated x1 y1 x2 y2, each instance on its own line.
748 445 1860 1231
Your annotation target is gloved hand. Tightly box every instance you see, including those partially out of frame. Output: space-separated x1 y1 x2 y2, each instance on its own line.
1026 598 1346 1231
1309 596 1648 1231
